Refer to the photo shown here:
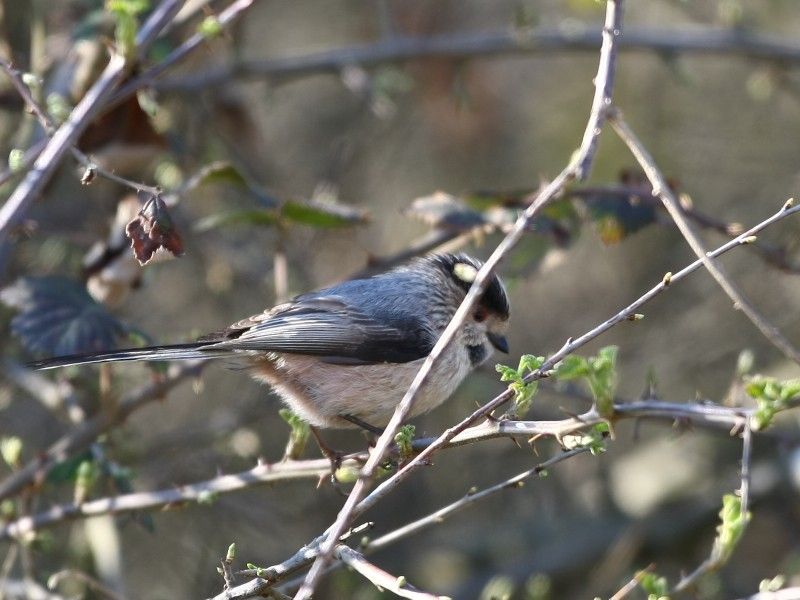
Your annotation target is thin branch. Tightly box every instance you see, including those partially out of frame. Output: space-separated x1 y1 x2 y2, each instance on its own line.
0 455 328 540
47 569 126 600
609 110 800 365
0 60 161 195
220 197 800 599
738 589 800 600
334 545 445 600
608 565 654 600
0 362 203 503
364 447 588 554
213 393 798 599
740 420 753 515
5 391 785 544
156 25 800 92
293 4 625 596
220 449 589 600
0 0 186 243
106 0 255 111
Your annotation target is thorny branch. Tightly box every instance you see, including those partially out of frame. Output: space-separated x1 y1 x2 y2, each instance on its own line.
220 196 800 599
609 111 800 365
0 396 764 542
156 25 800 92
334 546 444 600
0 362 204 503
0 0 186 243
0 60 161 196
293 3 625 596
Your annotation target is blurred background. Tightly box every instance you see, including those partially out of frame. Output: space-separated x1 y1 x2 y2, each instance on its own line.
2 1 800 598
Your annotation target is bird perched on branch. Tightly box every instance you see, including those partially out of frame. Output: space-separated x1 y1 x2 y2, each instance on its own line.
31 253 510 429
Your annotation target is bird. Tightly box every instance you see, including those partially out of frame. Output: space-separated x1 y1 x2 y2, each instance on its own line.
30 253 510 430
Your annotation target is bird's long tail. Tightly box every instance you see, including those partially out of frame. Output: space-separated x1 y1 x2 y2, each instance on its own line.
28 343 233 370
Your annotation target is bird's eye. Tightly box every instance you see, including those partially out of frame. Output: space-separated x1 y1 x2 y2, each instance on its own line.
474 307 488 322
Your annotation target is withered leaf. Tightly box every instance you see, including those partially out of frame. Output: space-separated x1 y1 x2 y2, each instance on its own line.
125 194 184 265
405 191 486 231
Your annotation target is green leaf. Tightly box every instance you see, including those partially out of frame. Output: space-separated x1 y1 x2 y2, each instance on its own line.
0 437 23 468
194 209 279 232
745 375 800 430
198 15 222 38
495 355 545 417
555 355 590 380
281 199 369 228
46 451 94 484
182 161 251 191
106 0 149 59
8 149 25 172
710 494 750 564
555 347 618 417
638 570 670 600
74 459 100 504
394 425 415 461
279 408 310 460
1 276 126 357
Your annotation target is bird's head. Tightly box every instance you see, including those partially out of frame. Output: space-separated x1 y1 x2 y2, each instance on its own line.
424 253 510 361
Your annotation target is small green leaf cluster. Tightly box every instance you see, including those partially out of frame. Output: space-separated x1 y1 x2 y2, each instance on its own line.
495 355 545 417
73 459 100 504
0 436 23 468
759 575 785 593
638 570 670 600
745 376 800 430
246 563 268 578
198 15 222 39
8 149 25 172
556 346 618 417
106 0 150 60
710 494 750 565
561 422 609 456
279 409 310 458
394 425 416 462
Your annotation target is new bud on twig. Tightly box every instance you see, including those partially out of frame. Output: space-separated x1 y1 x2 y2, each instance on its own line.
662 271 672 286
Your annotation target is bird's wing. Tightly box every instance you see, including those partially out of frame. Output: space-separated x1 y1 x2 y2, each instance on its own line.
206 295 435 365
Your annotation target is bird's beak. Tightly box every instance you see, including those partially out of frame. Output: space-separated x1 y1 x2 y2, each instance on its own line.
488 332 509 353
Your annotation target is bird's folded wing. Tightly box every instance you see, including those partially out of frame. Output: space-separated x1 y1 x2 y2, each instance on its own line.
207 296 435 365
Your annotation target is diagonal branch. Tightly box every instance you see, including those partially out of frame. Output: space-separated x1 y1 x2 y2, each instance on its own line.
292 3 626 597
221 196 800 599
156 26 800 92
608 110 800 365
0 362 203 503
0 0 186 243
334 546 444 600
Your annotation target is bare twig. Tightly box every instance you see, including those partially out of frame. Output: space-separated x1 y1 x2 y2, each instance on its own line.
740 420 753 515
0 60 161 195
738 589 800 600
156 25 800 92
609 111 800 365
0 362 203 502
608 565 654 600
334 545 445 600
107 0 255 111
6 391 787 545
365 448 588 554
47 569 126 600
220 197 800 599
293 4 625 596
0 0 185 243
0 455 327 540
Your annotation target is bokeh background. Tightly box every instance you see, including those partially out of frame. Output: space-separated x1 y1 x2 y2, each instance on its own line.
2 1 800 598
